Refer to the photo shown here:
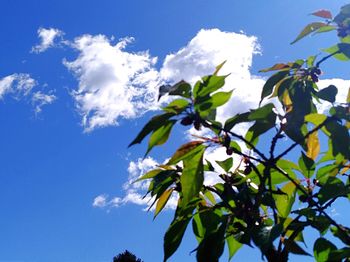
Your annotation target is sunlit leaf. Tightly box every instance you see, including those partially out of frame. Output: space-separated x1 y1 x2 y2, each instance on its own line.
227 234 243 261
129 113 175 147
291 22 328 44
154 188 174 218
306 131 320 160
275 181 296 218
216 157 233 172
180 146 205 206
146 120 176 156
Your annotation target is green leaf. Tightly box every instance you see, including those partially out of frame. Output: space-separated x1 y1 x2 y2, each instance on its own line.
298 152 315 178
180 146 205 207
146 120 176 156
213 60 226 76
305 114 330 136
275 181 297 218
163 99 190 114
164 217 191 261
196 218 227 262
334 4 350 25
252 224 283 253
317 177 350 205
316 85 338 103
167 141 205 165
216 157 233 172
227 234 243 261
259 71 289 104
159 80 191 100
325 121 350 159
291 22 328 44
129 113 175 147
316 164 339 181
322 43 350 61
245 104 276 147
192 208 222 241
195 91 233 116
313 238 337 262
134 169 162 183
193 75 227 98
248 103 275 120
224 112 250 131
154 188 174 218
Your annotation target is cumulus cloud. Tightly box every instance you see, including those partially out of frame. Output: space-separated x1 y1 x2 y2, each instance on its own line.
0 73 56 112
64 35 160 132
31 91 56 113
32 27 64 53
92 157 172 210
93 143 253 211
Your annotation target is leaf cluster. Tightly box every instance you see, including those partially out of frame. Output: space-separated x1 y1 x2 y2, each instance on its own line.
129 4 350 261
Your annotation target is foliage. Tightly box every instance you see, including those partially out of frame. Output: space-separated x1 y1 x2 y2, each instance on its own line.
113 250 144 262
130 4 350 261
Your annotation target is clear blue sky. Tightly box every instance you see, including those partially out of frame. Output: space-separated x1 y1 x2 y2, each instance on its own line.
0 1 349 261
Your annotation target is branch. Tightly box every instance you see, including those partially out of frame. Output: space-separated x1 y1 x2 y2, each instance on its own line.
316 51 341 68
203 120 268 162
275 116 334 161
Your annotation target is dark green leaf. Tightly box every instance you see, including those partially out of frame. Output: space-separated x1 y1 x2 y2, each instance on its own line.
216 157 233 172
318 177 350 204
129 113 175 147
196 218 227 262
224 112 250 131
316 85 338 103
146 120 176 156
298 152 315 178
260 71 289 104
164 218 191 261
313 238 337 262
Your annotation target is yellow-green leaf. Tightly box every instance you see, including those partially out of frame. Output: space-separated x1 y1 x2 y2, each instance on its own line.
154 188 174 218
306 131 320 160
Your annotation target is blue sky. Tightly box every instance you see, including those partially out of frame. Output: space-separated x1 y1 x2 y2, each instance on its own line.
0 1 350 261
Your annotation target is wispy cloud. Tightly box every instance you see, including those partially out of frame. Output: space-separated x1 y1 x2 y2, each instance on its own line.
31 27 64 53
0 73 56 112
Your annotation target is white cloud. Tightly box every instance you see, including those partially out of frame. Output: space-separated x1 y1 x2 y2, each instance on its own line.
31 91 56 113
64 35 160 132
0 73 36 99
32 27 64 53
0 73 56 112
92 194 108 208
